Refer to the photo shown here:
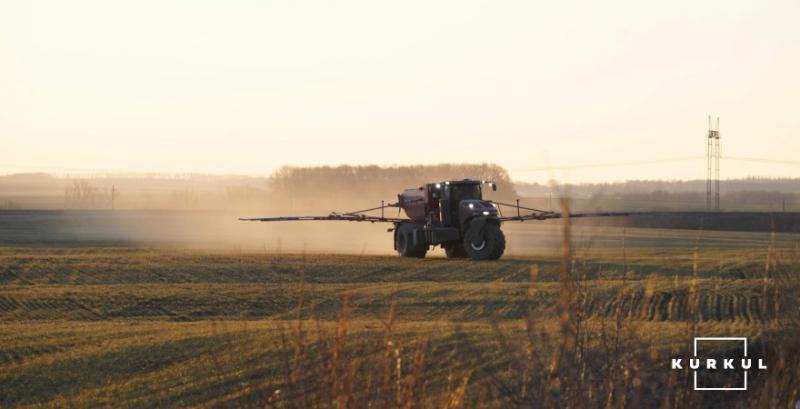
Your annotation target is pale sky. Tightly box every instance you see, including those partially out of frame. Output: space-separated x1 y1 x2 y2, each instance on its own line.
2 0 799 183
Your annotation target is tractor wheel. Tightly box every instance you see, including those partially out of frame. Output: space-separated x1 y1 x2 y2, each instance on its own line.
395 223 427 258
444 242 468 258
463 222 505 260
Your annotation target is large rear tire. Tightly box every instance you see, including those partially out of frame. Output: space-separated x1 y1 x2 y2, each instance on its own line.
463 222 505 260
395 223 427 258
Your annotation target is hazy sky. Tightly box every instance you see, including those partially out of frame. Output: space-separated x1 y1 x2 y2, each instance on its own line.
2 0 799 183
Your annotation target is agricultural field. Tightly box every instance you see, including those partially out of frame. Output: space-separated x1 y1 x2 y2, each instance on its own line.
1 226 799 408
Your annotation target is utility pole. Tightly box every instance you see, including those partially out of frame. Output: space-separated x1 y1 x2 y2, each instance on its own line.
111 185 116 210
715 117 720 211
706 116 720 211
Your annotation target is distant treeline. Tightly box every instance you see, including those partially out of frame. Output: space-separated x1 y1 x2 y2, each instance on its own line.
516 177 800 196
0 173 267 210
516 177 800 212
267 163 516 213
0 164 516 212
1 170 799 212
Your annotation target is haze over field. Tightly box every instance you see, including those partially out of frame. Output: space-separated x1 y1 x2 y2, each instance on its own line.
2 0 800 182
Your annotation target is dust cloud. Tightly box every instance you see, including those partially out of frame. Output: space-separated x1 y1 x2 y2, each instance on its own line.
1 209 791 257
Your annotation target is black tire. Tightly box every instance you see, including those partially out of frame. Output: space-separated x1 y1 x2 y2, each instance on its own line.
463 222 505 260
395 223 427 258
444 242 468 258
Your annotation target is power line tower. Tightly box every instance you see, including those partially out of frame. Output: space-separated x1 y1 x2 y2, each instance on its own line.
706 116 720 211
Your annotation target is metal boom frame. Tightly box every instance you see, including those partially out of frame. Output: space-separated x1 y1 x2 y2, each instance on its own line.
240 200 650 224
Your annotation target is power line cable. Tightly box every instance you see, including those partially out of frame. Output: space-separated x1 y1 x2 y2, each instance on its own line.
723 156 800 165
3 154 800 177
509 156 705 172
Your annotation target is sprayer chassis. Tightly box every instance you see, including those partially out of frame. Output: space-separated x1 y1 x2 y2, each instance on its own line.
240 179 641 261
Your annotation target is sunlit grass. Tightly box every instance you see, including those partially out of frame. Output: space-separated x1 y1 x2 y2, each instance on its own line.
0 231 798 407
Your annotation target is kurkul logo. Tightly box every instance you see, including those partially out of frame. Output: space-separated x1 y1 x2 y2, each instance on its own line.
671 337 767 391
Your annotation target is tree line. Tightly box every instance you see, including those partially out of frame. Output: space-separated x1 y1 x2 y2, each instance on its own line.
266 163 517 213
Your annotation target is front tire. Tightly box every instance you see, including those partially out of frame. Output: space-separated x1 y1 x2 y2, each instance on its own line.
463 222 505 260
395 223 427 258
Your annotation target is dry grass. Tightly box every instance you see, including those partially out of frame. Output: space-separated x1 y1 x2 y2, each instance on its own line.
0 224 799 408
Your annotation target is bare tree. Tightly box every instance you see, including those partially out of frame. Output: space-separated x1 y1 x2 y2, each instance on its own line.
64 180 99 208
